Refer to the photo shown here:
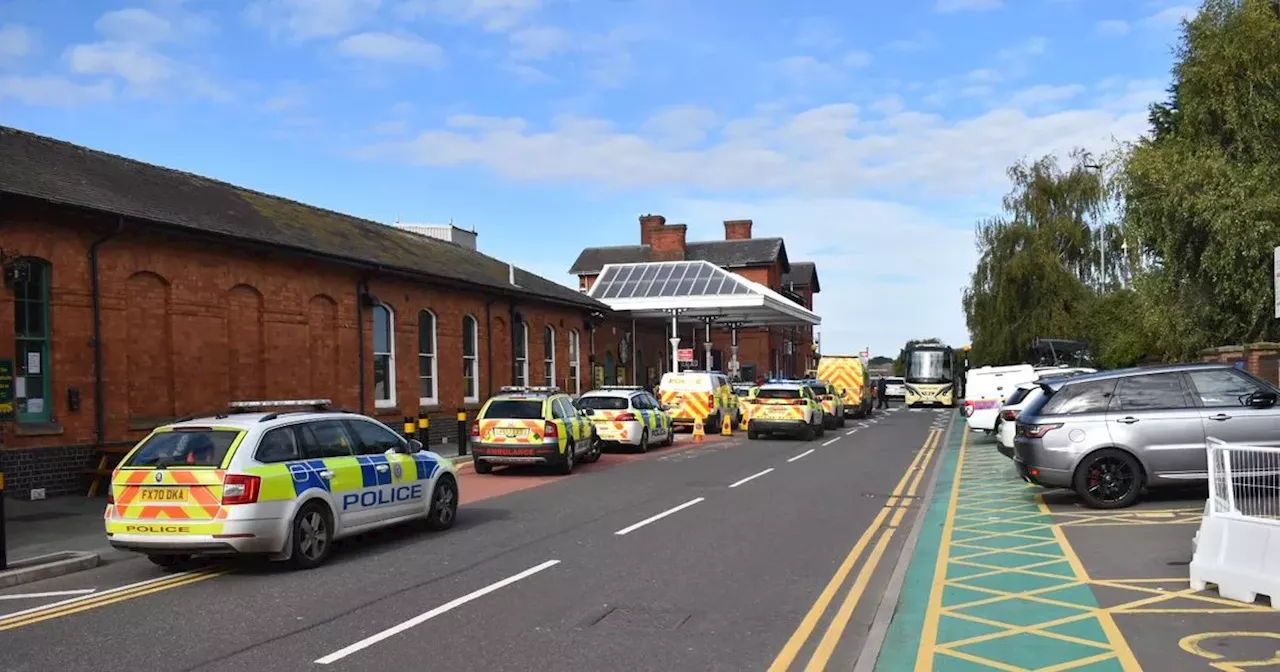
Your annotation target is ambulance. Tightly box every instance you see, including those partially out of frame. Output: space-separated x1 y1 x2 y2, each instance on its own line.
470 386 600 474
816 354 873 419
657 370 739 430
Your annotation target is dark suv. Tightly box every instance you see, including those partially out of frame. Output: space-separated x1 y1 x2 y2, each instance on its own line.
1013 363 1280 509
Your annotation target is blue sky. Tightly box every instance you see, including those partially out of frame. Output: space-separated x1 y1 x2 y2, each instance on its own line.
0 0 1189 357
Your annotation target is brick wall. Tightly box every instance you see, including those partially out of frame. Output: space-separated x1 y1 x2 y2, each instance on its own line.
1200 343 1280 386
0 199 610 495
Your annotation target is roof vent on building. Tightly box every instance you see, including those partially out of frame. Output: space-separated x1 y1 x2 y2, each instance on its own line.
509 263 520 287
393 221 478 250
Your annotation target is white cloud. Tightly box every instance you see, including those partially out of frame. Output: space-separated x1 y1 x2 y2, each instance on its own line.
886 32 934 52
1096 20 1131 37
394 0 540 32
68 42 174 87
0 24 37 61
337 32 444 66
265 82 309 111
1144 5 1194 27
641 106 719 148
95 9 175 43
246 0 380 41
1008 83 1085 107
0 75 115 106
842 51 872 69
998 36 1048 61
935 0 1003 13
794 18 843 51
371 119 409 134
508 25 570 60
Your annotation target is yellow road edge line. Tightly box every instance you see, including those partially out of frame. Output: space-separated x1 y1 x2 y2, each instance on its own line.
913 424 967 672
804 527 898 671
0 570 221 626
0 570 226 631
890 507 907 528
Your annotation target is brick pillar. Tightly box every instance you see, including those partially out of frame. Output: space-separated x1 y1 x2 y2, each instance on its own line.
650 224 687 261
639 214 666 246
724 219 753 240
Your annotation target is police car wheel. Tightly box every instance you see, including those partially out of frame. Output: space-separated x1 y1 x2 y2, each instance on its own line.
838 414 846 428
147 554 190 570
425 475 458 531
473 459 493 474
290 502 334 569
638 430 649 453
663 425 675 446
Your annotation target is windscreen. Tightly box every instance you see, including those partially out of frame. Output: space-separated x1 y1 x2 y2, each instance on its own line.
757 388 801 399
577 396 629 411
125 429 242 468
907 350 952 383
733 387 754 397
1005 388 1032 406
483 400 545 419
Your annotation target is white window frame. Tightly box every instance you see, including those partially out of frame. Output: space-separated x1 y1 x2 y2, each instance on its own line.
418 309 438 406
515 322 529 386
373 303 396 408
568 329 581 395
463 314 479 403
544 326 556 387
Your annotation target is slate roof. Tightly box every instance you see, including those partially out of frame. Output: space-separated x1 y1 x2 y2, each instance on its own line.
781 262 820 293
569 238 790 275
0 126 606 311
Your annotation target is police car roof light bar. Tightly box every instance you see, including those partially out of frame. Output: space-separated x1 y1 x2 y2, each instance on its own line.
499 386 561 394
598 385 643 391
229 399 334 409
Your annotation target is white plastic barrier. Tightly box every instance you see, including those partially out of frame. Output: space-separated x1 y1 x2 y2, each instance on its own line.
1189 438 1280 608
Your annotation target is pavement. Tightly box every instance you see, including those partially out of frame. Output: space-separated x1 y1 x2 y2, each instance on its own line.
0 403 953 672
875 421 1280 672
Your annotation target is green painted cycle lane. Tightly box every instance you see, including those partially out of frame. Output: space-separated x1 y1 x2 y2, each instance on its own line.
875 418 1137 672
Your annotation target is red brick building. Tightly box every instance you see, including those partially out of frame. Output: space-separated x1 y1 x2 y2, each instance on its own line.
0 127 666 495
570 215 820 382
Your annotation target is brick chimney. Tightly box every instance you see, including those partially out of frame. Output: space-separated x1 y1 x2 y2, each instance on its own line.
639 214 666 246
650 223 687 261
724 219 753 240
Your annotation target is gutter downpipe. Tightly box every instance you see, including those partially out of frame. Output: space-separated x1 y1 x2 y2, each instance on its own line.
90 217 126 446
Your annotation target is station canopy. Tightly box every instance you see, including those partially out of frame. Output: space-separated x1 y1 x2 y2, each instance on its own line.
586 260 820 326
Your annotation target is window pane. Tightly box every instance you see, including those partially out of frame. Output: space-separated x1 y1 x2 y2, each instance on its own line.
373 354 391 400
1115 373 1188 411
373 306 391 353
299 421 356 458
1188 370 1262 407
419 355 435 399
484 400 543 419
515 324 527 358
418 312 434 354
463 317 477 356
126 429 241 467
1040 380 1116 415
256 427 301 463
545 327 554 359
347 419 405 455
464 359 476 398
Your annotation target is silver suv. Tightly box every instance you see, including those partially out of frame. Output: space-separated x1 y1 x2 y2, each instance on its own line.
1013 363 1280 508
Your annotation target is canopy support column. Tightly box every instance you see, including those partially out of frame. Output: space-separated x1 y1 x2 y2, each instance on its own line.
703 318 714 371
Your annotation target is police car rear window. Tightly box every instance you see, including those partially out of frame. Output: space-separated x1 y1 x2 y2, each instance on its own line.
125 429 241 468
577 396 629 411
484 400 545 419
757 388 802 399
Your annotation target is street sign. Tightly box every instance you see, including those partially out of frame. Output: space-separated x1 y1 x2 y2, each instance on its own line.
677 348 695 362
0 359 13 422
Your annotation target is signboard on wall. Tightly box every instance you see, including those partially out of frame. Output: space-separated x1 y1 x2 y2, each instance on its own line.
0 359 13 422
677 349 695 362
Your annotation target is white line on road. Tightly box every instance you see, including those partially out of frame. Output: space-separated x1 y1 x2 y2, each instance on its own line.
729 468 775 489
858 422 870 428
0 589 97 601
615 498 706 536
788 449 815 462
315 559 561 665
0 572 206 620
821 437 841 446
845 429 858 436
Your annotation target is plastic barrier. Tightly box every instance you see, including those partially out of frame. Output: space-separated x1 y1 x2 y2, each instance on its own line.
1189 437 1280 608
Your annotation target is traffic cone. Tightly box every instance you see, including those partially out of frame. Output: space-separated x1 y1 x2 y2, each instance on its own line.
693 418 705 443
740 408 750 431
721 413 733 436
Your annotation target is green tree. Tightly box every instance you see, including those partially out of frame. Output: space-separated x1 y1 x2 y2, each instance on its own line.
1122 0 1280 359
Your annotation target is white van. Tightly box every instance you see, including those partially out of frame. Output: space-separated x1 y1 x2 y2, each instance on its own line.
962 364 1037 432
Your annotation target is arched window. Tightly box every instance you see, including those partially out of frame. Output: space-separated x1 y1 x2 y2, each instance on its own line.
514 321 528 386
418 310 437 404
372 303 395 407
568 329 581 395
463 315 479 402
13 258 52 423
544 326 556 387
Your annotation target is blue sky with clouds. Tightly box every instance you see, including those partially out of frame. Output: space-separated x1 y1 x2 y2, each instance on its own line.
0 0 1190 357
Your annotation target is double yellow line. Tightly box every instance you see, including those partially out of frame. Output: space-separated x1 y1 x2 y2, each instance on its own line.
0 567 225 632
769 427 943 672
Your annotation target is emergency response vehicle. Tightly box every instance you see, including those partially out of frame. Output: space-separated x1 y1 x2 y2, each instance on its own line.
575 386 673 452
104 400 459 570
744 380 826 440
732 383 758 422
657 370 739 431
804 380 847 429
815 354 872 419
470 386 601 475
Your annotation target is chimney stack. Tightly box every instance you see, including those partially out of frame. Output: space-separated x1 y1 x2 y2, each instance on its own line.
649 223 687 261
639 214 666 246
724 219 753 240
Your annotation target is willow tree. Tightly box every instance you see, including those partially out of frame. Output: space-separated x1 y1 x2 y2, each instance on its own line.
1123 0 1280 359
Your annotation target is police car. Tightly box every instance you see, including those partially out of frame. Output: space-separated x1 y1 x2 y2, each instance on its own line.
104 400 459 570
575 386 673 453
744 380 826 441
469 386 601 475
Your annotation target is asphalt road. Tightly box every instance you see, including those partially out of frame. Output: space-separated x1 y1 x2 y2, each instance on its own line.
0 404 948 672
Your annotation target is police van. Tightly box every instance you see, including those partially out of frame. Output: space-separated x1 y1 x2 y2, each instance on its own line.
104 400 459 570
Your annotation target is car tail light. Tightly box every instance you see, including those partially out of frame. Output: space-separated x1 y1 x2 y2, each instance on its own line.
470 420 480 439
791 399 808 406
222 474 261 505
615 412 637 422
544 421 559 439
1001 410 1018 422
1020 423 1062 439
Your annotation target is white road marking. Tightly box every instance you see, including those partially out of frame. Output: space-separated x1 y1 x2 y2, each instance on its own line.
788 449 815 462
858 422 870 428
821 437 841 446
615 498 706 536
729 468 775 488
315 559 561 665
0 589 97 601
845 429 858 436
0 572 207 620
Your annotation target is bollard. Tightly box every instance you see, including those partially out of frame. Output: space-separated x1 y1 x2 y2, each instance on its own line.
0 471 7 571
721 413 733 437
417 412 430 447
402 416 416 442
456 412 468 456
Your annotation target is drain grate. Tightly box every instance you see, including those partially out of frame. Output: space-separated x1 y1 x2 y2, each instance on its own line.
589 606 693 631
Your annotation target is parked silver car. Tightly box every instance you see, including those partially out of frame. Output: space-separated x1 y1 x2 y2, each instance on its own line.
1013 363 1280 508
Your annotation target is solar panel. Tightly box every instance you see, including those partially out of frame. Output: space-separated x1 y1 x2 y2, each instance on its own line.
588 261 752 300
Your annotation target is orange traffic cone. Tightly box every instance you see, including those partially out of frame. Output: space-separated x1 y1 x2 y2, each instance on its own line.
721 413 733 436
740 408 750 431
693 417 705 443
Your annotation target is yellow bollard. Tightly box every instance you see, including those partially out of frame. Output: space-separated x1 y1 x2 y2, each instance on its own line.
740 408 750 431
721 412 733 436
693 417 705 443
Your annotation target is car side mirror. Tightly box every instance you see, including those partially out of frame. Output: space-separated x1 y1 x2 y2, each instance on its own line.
1248 391 1278 408
408 438 424 452
582 408 595 416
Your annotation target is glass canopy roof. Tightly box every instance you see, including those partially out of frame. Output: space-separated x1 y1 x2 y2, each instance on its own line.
585 260 820 326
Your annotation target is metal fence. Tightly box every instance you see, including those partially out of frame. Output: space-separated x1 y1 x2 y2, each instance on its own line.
1206 437 1280 521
